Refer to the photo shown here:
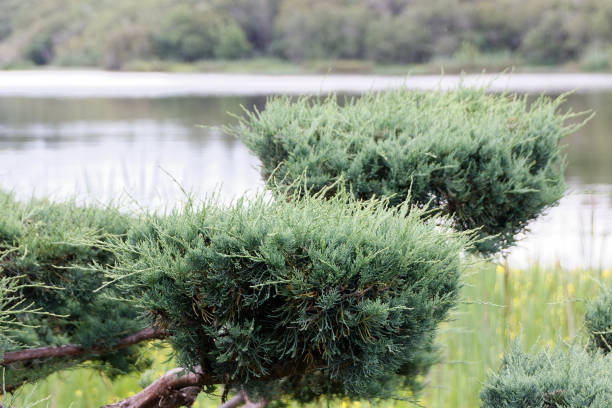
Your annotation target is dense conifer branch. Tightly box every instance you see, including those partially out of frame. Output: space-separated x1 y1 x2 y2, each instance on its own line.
233 89 581 254
0 190 150 389
1 327 165 365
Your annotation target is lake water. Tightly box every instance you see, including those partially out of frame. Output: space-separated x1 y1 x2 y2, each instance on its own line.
0 72 611 269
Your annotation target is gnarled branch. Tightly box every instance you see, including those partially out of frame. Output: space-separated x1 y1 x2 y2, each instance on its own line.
104 357 307 408
219 390 267 408
218 392 245 408
1 326 166 365
103 366 210 408
3 326 299 408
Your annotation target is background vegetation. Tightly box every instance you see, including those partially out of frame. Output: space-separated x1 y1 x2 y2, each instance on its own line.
0 0 611 71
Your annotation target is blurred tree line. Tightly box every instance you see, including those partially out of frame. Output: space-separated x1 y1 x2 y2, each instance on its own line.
0 0 611 70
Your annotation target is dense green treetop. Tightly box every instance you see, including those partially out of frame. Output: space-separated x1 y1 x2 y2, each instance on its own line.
104 188 471 401
234 88 583 254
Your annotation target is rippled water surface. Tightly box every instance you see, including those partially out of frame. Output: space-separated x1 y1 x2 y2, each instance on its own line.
0 76 610 269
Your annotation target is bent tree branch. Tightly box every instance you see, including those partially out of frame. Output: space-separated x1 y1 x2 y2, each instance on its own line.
102 366 211 408
2 326 297 408
103 369 270 408
1 326 165 365
104 357 306 408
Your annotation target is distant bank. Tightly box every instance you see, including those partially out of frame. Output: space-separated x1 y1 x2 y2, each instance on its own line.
1 71 612 98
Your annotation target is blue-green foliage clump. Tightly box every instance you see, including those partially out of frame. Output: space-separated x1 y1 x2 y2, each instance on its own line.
234 88 580 255
108 189 470 401
0 190 149 390
585 288 612 353
480 342 612 407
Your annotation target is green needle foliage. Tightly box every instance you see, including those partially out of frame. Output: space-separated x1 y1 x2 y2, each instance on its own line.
233 88 586 254
0 190 149 391
106 187 471 402
480 342 612 407
585 288 612 354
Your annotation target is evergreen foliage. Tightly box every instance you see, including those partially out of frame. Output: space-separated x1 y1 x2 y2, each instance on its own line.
105 188 470 401
234 88 579 254
585 288 612 353
0 85 603 405
480 342 612 407
0 190 149 390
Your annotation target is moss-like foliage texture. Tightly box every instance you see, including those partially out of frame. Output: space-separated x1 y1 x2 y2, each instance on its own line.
234 88 581 254
108 189 469 401
480 342 612 407
0 190 149 390
585 288 612 354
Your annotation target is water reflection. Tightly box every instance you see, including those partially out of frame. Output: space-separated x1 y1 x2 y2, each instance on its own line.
0 96 266 206
508 183 612 270
564 92 612 185
0 93 610 268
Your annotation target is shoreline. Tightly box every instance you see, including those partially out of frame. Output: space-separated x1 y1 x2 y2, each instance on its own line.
0 70 612 98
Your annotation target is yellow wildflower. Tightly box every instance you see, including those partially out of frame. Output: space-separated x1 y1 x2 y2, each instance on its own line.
496 264 505 276
580 270 590 282
602 269 611 280
75 389 83 398
545 272 553 286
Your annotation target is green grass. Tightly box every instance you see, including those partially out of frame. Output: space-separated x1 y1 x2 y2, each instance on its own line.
419 264 608 407
5 263 609 407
